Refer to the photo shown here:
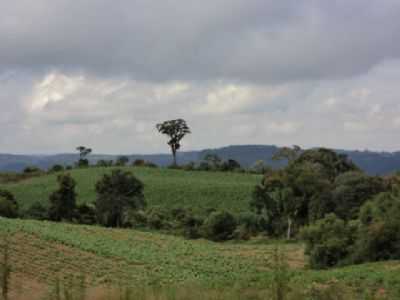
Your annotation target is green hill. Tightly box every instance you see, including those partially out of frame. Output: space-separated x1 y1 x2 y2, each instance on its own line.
1 167 261 214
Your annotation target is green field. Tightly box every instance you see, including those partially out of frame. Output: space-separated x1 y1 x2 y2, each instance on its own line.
0 167 261 213
1 217 400 298
2 167 400 298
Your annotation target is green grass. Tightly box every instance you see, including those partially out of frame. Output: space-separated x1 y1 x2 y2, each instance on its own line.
0 167 261 214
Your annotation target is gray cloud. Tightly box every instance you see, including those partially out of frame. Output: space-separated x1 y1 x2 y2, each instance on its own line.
1 1 400 83
2 1 400 154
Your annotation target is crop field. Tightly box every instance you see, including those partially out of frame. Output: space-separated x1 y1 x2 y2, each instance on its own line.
0 167 261 214
1 217 400 298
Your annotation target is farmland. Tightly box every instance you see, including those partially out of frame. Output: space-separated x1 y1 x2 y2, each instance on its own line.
1 167 261 214
2 217 400 298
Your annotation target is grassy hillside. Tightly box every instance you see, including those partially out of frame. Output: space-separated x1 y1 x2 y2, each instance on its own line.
1 218 400 298
0 167 261 214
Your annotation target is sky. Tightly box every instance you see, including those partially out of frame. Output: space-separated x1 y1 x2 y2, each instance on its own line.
1 0 400 154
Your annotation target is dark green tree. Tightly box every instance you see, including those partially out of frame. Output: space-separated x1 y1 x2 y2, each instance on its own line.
156 119 191 166
331 171 385 220
48 174 77 221
202 210 237 241
95 170 145 227
0 190 18 218
76 146 92 167
292 148 359 181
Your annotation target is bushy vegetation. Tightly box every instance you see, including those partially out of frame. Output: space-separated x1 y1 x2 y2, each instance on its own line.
48 174 77 221
95 169 145 227
0 189 18 218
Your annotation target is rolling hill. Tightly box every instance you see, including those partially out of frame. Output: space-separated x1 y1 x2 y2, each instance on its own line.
1 145 400 175
1 166 261 213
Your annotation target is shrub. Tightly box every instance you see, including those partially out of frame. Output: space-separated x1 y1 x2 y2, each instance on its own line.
301 214 357 269
48 174 77 221
351 191 400 263
23 166 42 174
237 212 267 236
76 204 97 225
95 169 145 227
178 210 204 239
49 164 64 173
146 207 170 230
24 202 48 220
0 190 18 218
132 159 145 167
76 159 89 168
202 211 237 241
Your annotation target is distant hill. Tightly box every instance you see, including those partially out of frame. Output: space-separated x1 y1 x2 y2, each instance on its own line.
1 145 400 175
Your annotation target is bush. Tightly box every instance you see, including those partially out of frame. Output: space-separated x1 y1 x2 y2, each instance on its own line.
178 210 204 239
95 169 145 227
0 189 18 218
351 191 400 263
146 207 170 230
301 214 357 269
48 174 77 221
23 166 42 174
75 204 97 225
76 159 89 168
49 164 64 173
202 211 237 241
24 202 48 220
132 159 145 167
237 212 268 236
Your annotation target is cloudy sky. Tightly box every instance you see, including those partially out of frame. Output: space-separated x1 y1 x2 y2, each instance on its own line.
1 0 400 154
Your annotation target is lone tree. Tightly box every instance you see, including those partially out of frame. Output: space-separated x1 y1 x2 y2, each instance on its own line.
76 146 92 167
156 119 191 166
95 169 145 227
48 174 77 221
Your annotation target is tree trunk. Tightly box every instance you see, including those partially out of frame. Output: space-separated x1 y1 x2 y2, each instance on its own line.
287 217 292 240
171 147 177 166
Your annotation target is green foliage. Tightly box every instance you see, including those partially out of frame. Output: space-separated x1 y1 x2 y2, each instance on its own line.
23 165 42 174
95 169 145 227
292 148 359 180
75 204 96 225
301 214 357 269
0 190 18 219
331 171 385 220
24 202 48 220
48 174 77 221
352 190 400 263
49 164 64 173
202 210 237 241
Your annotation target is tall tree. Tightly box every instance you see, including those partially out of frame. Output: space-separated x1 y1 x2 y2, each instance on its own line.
76 146 92 159
95 170 145 227
48 174 77 221
156 119 191 166
76 146 92 167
